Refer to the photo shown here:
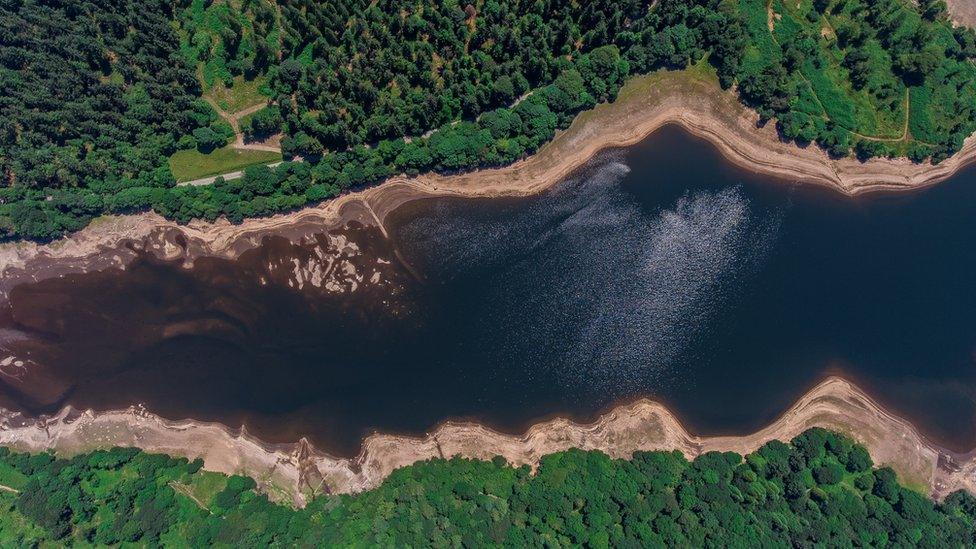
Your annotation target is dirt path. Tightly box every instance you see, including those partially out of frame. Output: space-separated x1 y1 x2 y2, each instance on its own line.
204 98 282 154
179 161 290 187
171 482 212 513
849 89 923 144
0 484 19 494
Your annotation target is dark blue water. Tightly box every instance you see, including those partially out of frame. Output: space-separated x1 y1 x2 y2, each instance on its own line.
3 125 975 456
389 126 976 452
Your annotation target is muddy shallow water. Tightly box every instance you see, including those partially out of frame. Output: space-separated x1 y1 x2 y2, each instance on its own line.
3 126 976 457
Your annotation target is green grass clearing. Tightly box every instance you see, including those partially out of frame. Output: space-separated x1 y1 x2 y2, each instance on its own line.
170 145 281 182
0 461 27 491
0 492 46 542
204 74 272 113
181 470 228 507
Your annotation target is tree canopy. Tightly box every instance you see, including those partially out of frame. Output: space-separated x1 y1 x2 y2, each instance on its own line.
0 429 973 546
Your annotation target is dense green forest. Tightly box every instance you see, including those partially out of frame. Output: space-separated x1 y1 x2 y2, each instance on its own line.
1 0 975 241
0 429 973 546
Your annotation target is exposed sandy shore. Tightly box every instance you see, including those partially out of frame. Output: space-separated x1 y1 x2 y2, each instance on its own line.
949 0 976 28
0 377 972 507
3 69 976 299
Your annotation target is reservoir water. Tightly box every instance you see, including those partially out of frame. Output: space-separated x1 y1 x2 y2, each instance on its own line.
2 125 976 456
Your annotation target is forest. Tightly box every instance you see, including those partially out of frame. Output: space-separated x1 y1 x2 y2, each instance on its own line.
0 429 973 546
1 0 975 241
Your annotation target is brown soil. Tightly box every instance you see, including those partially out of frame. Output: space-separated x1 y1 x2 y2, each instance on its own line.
0 377 971 506
948 0 976 28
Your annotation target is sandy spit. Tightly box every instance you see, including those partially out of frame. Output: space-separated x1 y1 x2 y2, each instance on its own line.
0 377 972 506
3 70 976 298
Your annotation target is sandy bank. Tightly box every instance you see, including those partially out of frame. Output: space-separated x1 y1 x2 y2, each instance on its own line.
3 69 976 299
949 0 976 28
0 377 972 506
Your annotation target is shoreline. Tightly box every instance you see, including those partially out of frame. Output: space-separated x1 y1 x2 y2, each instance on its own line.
0 376 972 507
3 70 976 506
3 69 976 298
3 5 975 514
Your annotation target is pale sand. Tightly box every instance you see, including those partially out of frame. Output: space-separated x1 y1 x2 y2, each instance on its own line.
0 377 972 507
3 69 976 297
948 0 976 28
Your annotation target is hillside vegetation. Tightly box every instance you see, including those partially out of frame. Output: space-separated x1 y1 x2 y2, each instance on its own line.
0 429 973 546
738 0 976 160
177 0 279 109
1 0 974 241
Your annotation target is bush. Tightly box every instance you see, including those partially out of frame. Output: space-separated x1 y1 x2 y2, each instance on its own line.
192 127 226 153
813 463 844 485
177 134 197 150
846 446 873 473
244 106 282 138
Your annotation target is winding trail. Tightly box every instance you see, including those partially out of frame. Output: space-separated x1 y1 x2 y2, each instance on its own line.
766 0 910 143
171 482 212 514
175 98 288 186
203 97 282 154
849 90 922 144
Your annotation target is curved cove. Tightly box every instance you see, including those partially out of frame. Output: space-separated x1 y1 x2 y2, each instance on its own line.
2 125 976 457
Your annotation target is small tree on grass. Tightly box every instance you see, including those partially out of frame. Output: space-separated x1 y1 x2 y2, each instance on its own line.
244 106 283 139
192 127 226 153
